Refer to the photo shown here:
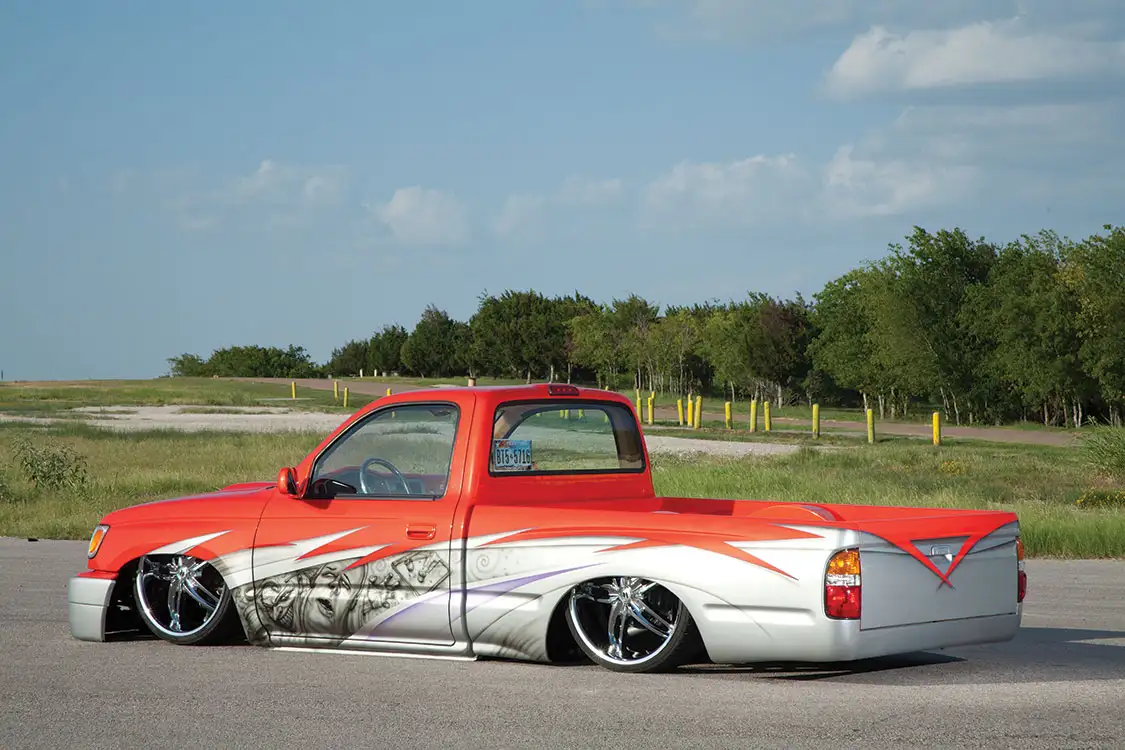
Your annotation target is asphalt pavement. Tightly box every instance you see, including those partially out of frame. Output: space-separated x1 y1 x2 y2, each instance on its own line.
2 537 1122 749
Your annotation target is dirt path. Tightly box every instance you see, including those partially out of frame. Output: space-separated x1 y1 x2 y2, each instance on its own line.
245 378 1080 448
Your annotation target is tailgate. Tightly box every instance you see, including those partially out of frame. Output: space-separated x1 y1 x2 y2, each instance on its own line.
859 525 1020 630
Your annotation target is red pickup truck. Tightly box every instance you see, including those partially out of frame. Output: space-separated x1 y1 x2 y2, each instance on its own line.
69 383 1026 673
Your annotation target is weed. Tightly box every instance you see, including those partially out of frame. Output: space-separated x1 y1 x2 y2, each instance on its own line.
12 436 90 491
939 460 966 475
0 472 16 504
1074 488 1125 509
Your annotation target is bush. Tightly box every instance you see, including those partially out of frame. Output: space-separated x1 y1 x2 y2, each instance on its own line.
12 437 89 491
1074 488 1125 509
1080 425 1125 480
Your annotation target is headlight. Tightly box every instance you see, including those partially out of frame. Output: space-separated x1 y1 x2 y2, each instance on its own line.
87 524 109 559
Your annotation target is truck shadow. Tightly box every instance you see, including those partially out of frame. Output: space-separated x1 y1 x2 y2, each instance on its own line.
677 626 1125 682
679 650 963 680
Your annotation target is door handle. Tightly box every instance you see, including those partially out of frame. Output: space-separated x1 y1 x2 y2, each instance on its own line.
406 524 436 540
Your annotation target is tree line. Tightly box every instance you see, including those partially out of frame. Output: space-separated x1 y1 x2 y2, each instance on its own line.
167 223 1125 428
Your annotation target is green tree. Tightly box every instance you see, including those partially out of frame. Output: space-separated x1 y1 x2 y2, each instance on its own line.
166 353 210 377
962 230 1091 425
367 324 408 376
1063 224 1125 426
400 305 460 378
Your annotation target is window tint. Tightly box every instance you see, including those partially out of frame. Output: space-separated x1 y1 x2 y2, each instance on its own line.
311 403 459 497
490 401 644 475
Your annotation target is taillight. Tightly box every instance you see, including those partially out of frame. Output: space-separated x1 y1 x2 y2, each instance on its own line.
825 548 861 619
1016 536 1026 603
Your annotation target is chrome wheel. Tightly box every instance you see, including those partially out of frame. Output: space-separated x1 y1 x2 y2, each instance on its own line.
566 576 691 671
134 554 229 642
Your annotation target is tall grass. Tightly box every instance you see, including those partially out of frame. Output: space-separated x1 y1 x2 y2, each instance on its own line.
0 423 322 539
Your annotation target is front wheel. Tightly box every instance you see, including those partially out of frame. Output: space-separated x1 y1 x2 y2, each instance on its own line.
134 554 241 645
564 576 699 673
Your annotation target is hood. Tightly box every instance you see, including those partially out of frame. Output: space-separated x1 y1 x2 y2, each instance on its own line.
101 481 275 526
90 481 278 572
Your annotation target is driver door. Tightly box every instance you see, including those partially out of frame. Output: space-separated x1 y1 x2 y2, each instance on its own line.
249 399 469 648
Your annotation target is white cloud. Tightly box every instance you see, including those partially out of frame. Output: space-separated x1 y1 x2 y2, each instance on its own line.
635 148 972 227
639 153 817 229
873 103 1118 166
490 175 626 242
821 144 976 218
825 19 1125 98
818 99 1125 216
371 186 471 247
212 158 348 208
137 159 350 233
492 194 547 242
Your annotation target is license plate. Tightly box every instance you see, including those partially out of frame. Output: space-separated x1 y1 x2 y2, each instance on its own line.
492 439 533 472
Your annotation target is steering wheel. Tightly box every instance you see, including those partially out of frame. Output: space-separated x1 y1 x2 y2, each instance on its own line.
359 457 411 495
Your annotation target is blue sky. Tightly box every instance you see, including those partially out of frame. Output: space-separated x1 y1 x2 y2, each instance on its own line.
3 0 1124 380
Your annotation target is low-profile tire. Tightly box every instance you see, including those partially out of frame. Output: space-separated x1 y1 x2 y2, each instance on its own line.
564 576 700 673
134 554 241 645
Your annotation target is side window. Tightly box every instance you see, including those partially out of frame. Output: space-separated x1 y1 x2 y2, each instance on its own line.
310 403 459 498
490 401 644 475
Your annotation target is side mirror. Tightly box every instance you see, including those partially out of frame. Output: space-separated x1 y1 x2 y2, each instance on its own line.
276 466 298 496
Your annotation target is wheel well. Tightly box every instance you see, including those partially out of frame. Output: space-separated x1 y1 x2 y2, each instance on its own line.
107 553 249 644
104 557 144 638
548 575 713 666
544 591 587 664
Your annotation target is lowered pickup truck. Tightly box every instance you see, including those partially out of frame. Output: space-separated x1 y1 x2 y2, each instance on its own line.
69 384 1025 673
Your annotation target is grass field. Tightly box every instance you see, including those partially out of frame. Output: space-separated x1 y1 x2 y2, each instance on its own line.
1 419 1121 557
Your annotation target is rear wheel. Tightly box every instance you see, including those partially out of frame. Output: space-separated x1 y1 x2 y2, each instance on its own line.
564 576 699 673
134 554 240 645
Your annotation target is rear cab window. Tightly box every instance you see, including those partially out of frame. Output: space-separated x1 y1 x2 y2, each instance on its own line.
489 400 645 476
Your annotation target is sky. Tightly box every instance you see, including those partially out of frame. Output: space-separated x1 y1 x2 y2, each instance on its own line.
2 0 1124 380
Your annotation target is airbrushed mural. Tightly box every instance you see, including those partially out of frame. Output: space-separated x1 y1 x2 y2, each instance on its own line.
231 549 451 647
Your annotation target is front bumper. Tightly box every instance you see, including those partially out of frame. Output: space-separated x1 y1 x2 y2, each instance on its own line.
68 574 116 642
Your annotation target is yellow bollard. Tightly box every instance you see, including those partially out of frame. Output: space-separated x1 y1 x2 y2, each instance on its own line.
750 400 758 432
562 409 569 420
933 411 942 446
333 380 339 401
343 387 349 408
686 397 694 427
812 403 820 438
386 387 392 397
578 409 584 420
676 399 684 426
724 401 732 430
764 401 771 432
636 395 642 417
867 409 875 444
694 396 702 429
290 381 296 400
646 396 653 425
